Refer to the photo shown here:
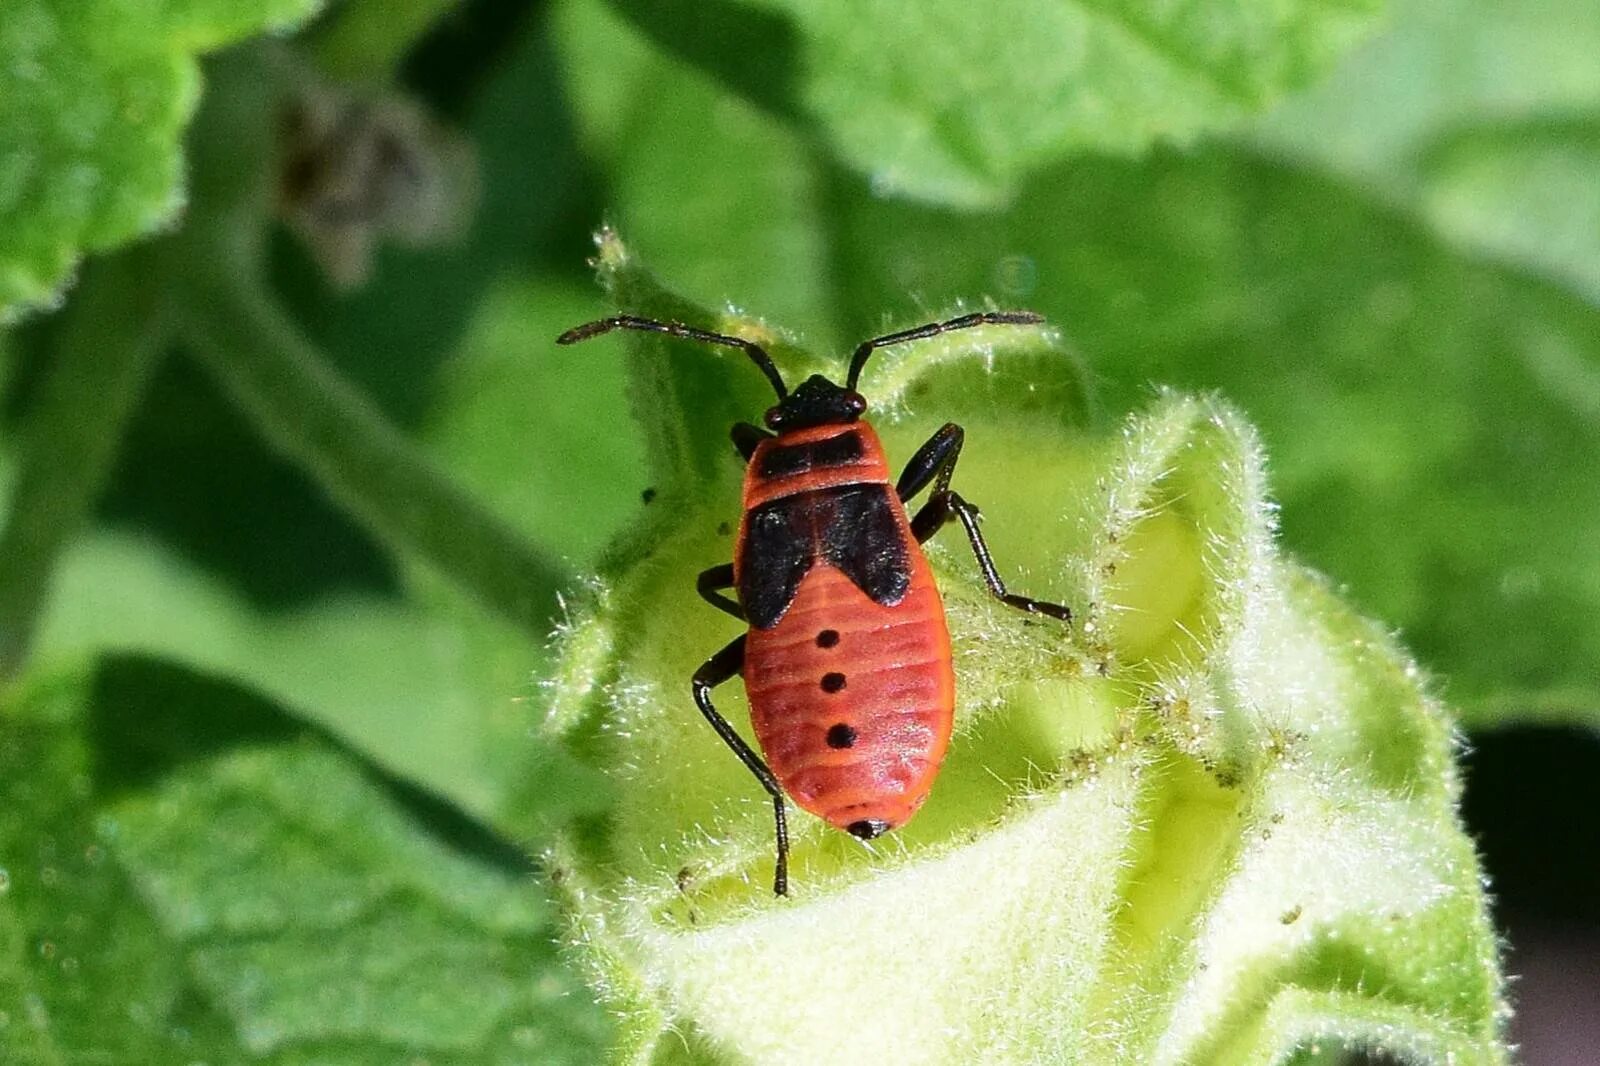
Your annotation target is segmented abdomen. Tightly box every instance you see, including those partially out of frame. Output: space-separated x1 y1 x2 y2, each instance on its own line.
743 561 954 832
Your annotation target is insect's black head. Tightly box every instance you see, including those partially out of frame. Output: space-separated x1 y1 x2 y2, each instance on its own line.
763 374 867 431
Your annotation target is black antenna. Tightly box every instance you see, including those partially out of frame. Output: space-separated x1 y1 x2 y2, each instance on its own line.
557 314 788 401
845 311 1044 391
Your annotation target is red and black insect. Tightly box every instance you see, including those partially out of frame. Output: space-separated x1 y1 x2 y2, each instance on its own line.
558 311 1072 895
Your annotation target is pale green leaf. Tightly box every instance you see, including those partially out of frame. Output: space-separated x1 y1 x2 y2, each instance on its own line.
24 530 603 838
1416 118 1600 307
606 0 1384 206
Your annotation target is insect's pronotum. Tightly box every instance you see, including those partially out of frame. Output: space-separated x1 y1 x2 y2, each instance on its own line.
558 312 1073 895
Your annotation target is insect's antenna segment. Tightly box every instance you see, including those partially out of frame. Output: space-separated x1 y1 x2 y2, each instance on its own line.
557 314 788 400
844 310 1045 391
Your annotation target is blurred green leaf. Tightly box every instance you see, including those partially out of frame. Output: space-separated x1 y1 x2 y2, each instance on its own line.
20 528 605 838
0 0 325 320
601 0 1384 206
1253 0 1600 303
0 256 165 677
555 0 837 340
310 0 458 83
0 665 607 1063
177 264 571 642
1415 117 1600 307
422 276 649 568
0 0 1576 1058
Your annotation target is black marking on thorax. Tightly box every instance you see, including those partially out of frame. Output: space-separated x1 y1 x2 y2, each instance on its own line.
739 482 911 629
757 431 864 479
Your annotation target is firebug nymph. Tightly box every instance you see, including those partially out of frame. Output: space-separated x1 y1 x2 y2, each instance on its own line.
557 312 1072 895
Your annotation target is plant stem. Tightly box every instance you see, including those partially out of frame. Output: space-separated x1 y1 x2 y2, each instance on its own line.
0 258 164 681
175 266 567 638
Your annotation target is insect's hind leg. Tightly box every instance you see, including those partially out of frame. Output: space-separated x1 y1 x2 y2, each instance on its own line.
692 636 790 896
901 423 1071 623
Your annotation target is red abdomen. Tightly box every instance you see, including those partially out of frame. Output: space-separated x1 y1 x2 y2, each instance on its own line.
736 424 955 834
745 564 953 832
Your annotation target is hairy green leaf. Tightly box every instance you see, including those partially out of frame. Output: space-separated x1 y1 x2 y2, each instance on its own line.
0 667 607 1063
601 0 1384 206
0 0 325 320
541 250 1505 1064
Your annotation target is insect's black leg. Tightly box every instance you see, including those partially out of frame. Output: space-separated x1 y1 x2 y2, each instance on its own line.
731 422 772 462
912 492 1071 621
913 492 1072 621
693 636 790 896
697 563 745 621
903 423 1072 622
896 422 964 503
847 310 1043 390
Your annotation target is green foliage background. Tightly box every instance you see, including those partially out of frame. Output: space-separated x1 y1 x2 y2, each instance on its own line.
1 0 1596 1061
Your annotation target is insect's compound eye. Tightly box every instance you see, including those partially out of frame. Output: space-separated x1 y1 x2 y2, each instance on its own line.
844 391 867 416
763 405 784 428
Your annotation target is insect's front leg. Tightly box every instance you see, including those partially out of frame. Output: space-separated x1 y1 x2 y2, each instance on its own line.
901 423 1072 623
731 422 772 462
697 563 745 621
896 422 963 503
692 636 790 896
